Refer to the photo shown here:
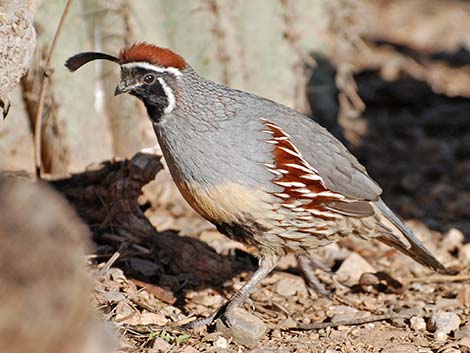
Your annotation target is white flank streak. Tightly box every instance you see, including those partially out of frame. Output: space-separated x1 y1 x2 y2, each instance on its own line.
274 193 290 199
121 62 182 77
260 129 274 134
284 163 312 174
306 208 340 218
295 188 312 194
277 169 288 174
263 163 276 168
281 203 297 209
267 168 283 177
266 140 278 144
300 174 322 181
273 136 289 141
297 215 314 221
157 78 176 114
316 191 344 198
292 207 306 212
279 146 301 157
302 192 319 198
275 181 306 188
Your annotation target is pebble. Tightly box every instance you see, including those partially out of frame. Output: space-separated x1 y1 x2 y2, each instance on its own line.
381 343 418 353
124 311 168 326
455 324 470 340
459 244 470 265
442 228 464 252
273 274 307 297
410 316 427 331
179 347 199 353
248 348 290 353
429 311 461 342
457 337 470 349
151 337 172 352
216 308 267 347
326 305 370 323
114 301 135 322
457 288 470 307
336 253 375 286
214 336 229 349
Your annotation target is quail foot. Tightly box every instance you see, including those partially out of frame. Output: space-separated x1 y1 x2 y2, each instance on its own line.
66 43 453 329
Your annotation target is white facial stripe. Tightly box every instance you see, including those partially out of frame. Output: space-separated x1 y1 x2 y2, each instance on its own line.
121 62 182 77
157 77 176 114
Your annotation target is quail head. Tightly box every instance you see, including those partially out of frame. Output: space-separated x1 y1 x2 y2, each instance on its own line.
66 43 452 328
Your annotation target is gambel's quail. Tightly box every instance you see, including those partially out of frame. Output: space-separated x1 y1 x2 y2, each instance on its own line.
66 43 452 327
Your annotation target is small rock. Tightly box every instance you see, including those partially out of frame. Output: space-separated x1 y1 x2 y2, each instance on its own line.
336 253 375 286
458 337 470 349
107 267 126 282
124 311 168 326
151 337 172 352
114 301 136 322
321 243 349 264
435 298 459 309
410 282 435 294
429 311 461 342
278 317 297 329
179 347 199 353
442 228 464 252
248 349 290 353
276 253 297 270
381 343 418 353
326 305 370 323
410 316 426 331
273 274 307 297
434 331 448 343
216 308 267 347
455 324 470 340
457 288 470 307
459 244 470 265
214 336 229 349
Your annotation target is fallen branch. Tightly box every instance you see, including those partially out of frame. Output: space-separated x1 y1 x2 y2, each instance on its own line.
410 273 470 284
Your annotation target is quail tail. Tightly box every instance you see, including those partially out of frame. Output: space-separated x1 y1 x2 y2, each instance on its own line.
375 199 453 274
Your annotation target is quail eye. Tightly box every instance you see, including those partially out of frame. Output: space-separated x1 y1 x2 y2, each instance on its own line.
143 74 155 84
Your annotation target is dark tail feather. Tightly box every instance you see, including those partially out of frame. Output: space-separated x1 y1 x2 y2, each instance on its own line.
375 199 454 274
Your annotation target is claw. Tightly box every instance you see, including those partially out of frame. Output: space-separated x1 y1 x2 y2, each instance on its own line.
297 253 332 298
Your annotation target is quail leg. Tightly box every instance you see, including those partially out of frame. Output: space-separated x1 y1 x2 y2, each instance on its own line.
181 255 279 330
296 253 331 297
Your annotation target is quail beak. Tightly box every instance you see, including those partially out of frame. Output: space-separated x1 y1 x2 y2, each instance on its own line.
114 82 128 96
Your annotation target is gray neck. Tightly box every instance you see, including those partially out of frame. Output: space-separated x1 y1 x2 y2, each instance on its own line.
151 67 274 189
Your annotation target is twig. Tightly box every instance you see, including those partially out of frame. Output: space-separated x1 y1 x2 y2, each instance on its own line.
410 273 470 284
98 241 130 277
292 309 420 331
33 0 74 179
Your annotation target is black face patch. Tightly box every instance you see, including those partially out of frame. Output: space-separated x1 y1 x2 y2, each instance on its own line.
120 67 174 122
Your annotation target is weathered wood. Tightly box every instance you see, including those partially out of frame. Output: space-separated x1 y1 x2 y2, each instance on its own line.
50 152 251 285
51 152 163 242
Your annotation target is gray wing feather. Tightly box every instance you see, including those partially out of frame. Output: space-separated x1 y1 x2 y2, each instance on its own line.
269 111 382 201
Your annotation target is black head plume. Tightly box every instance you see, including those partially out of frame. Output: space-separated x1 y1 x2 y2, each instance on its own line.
65 52 119 72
